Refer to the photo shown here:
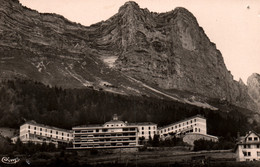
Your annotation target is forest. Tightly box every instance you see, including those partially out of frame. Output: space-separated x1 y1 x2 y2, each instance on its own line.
0 78 256 140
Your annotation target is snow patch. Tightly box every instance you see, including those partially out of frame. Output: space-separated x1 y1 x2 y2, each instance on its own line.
101 56 118 68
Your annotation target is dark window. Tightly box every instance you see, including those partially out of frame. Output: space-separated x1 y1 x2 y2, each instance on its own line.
96 129 99 132
56 131 58 135
194 119 196 122
142 127 144 130
34 127 36 130
28 126 30 129
149 127 151 130
50 130 52 133
248 152 251 156
67 134 69 137
254 137 258 141
62 133 64 136
248 137 252 141
40 128 42 131
142 132 144 135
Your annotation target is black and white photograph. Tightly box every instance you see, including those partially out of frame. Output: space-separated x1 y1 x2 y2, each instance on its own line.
0 0 260 166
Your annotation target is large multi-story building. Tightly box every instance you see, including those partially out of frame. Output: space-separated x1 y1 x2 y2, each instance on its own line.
72 114 139 149
158 115 207 138
19 121 73 145
235 131 260 161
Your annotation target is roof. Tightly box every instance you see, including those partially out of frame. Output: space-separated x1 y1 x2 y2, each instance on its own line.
158 115 205 130
244 131 260 141
128 122 157 126
22 120 72 133
235 131 260 151
104 120 125 124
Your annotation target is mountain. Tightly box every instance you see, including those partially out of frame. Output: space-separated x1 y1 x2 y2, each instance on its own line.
0 0 259 114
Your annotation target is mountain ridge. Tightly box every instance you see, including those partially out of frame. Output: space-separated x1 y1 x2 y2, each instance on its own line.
0 0 260 114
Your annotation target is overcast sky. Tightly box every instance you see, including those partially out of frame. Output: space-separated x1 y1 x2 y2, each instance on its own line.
19 0 260 83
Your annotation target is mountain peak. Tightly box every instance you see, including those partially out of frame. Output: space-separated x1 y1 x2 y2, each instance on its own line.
119 1 141 13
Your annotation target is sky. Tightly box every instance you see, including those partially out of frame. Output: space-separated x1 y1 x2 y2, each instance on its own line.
19 0 260 83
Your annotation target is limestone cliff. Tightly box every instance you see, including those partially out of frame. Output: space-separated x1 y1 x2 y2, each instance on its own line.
248 73 260 111
0 0 258 112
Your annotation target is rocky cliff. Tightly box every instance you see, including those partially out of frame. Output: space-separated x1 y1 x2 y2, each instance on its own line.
248 73 260 111
0 0 258 112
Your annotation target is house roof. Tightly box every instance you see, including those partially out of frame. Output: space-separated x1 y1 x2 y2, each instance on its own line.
235 130 260 151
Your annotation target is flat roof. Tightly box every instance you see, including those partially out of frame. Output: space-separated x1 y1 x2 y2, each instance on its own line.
22 121 73 133
158 115 205 130
73 122 157 129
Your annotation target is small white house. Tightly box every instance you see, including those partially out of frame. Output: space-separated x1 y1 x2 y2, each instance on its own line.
235 131 260 161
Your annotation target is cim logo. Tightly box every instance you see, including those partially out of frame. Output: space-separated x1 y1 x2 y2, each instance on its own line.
1 157 20 164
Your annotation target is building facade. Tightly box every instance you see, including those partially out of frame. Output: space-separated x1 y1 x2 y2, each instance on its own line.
158 115 207 139
19 121 73 145
134 122 157 140
72 114 139 149
236 131 260 161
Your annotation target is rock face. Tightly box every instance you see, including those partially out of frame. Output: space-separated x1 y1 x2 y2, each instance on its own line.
248 73 260 111
0 0 258 112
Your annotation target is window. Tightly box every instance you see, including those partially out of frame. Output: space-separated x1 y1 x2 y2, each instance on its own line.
50 130 52 133
40 128 42 131
257 152 260 156
248 152 251 156
67 134 69 137
257 145 260 148
142 127 144 130
243 152 247 156
187 122 188 125
142 132 144 135
50 135 52 138
62 133 64 136
28 126 30 129
168 128 170 131
149 131 151 134
56 131 58 135
28 130 30 132
45 129 47 132
198 129 200 132
172 127 173 130
34 127 36 130
40 133 42 135
195 128 197 132
194 119 196 122
248 137 252 141
244 145 247 149
153 126 155 130
179 124 181 127
190 120 192 123
149 127 151 130
175 126 177 128
254 137 258 141
247 145 251 148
